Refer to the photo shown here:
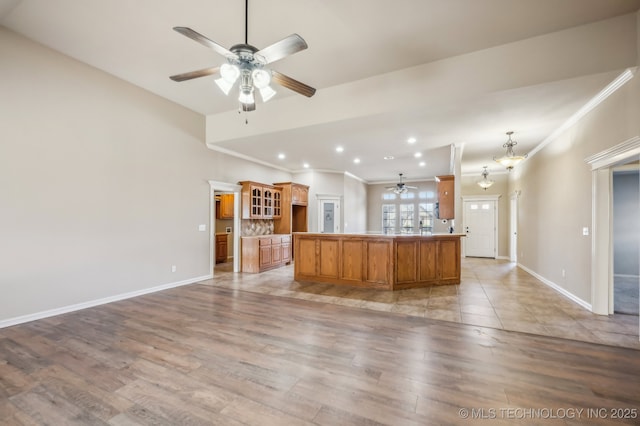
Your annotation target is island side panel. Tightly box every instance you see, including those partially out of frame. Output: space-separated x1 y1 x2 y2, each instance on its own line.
295 236 318 277
396 240 418 284
363 239 393 289
439 238 461 283
340 239 364 282
319 239 339 279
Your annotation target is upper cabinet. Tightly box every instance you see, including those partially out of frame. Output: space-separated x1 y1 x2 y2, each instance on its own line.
273 182 309 234
291 184 308 206
435 175 455 220
239 181 282 219
215 194 234 219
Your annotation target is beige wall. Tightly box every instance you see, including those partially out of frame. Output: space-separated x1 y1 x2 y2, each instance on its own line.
510 74 640 304
0 28 290 324
460 173 510 258
343 174 367 233
293 170 365 233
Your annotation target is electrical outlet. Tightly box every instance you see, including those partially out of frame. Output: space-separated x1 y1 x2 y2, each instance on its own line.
171 265 176 273
562 269 566 278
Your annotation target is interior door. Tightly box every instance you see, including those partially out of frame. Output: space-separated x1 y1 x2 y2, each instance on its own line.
318 198 341 233
464 200 496 258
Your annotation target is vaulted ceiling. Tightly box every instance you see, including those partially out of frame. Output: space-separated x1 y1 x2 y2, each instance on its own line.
2 0 639 182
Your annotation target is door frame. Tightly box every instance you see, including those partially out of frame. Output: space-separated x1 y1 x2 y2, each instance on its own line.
509 191 521 263
317 194 342 233
585 136 640 315
461 195 500 258
209 180 242 273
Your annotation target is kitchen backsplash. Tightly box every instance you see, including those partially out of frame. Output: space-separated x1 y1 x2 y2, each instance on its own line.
241 219 274 236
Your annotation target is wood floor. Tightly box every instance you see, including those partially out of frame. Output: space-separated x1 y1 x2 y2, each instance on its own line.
2 284 640 425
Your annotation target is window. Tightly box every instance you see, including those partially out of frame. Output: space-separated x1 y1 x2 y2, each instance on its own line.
419 203 434 233
381 185 436 234
382 204 396 234
400 204 414 233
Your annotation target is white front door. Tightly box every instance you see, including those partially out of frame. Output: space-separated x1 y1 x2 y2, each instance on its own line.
464 199 496 258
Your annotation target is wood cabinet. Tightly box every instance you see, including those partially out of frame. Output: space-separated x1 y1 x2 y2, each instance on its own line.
291 184 308 206
435 175 455 220
215 194 234 219
294 233 462 290
395 238 460 285
273 182 309 235
239 181 282 219
241 235 292 273
215 234 228 263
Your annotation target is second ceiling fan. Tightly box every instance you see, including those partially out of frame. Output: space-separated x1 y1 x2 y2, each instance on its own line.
386 173 417 194
170 0 316 111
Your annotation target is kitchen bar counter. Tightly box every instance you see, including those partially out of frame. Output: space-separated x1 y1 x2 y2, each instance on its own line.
293 232 463 290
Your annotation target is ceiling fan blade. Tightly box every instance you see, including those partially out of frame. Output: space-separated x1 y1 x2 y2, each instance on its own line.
272 71 316 97
173 27 238 59
169 66 220 82
254 34 307 64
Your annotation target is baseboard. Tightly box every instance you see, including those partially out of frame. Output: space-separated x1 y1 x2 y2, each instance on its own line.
517 264 592 311
496 255 511 261
0 274 212 329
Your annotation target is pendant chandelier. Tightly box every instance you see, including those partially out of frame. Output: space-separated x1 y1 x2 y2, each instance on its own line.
494 131 527 170
477 166 495 190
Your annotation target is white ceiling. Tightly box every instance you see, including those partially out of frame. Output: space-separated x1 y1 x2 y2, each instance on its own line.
2 0 640 183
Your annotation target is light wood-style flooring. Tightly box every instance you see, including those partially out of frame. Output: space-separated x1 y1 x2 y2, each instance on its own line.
1 260 640 425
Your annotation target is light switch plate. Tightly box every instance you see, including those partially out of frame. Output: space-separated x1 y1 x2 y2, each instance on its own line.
582 227 589 236
198 224 206 231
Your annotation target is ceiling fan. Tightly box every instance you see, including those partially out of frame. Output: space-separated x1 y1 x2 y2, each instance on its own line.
386 174 417 194
169 0 315 112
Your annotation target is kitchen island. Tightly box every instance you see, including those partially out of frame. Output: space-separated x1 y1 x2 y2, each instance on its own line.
293 232 464 290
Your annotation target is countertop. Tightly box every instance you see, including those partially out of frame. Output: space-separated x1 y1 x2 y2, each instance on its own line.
293 232 466 238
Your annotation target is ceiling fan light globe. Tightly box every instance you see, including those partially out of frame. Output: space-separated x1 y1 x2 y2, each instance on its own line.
238 88 255 104
220 63 240 83
251 69 271 89
214 77 234 95
259 85 277 102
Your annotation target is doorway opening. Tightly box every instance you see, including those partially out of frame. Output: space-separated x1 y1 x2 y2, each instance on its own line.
612 164 639 315
209 181 242 274
587 135 640 315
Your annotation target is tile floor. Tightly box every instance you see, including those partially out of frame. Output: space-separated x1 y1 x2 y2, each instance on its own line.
206 257 640 350
615 274 640 315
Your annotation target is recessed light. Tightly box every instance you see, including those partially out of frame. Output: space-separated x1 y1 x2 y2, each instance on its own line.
408 137 417 144
353 158 361 164
278 153 285 160
303 163 310 168
414 152 422 158
336 146 344 153
383 155 395 160
419 161 426 167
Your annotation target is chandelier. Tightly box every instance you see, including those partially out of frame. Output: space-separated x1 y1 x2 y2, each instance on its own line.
494 131 527 170
477 166 495 190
